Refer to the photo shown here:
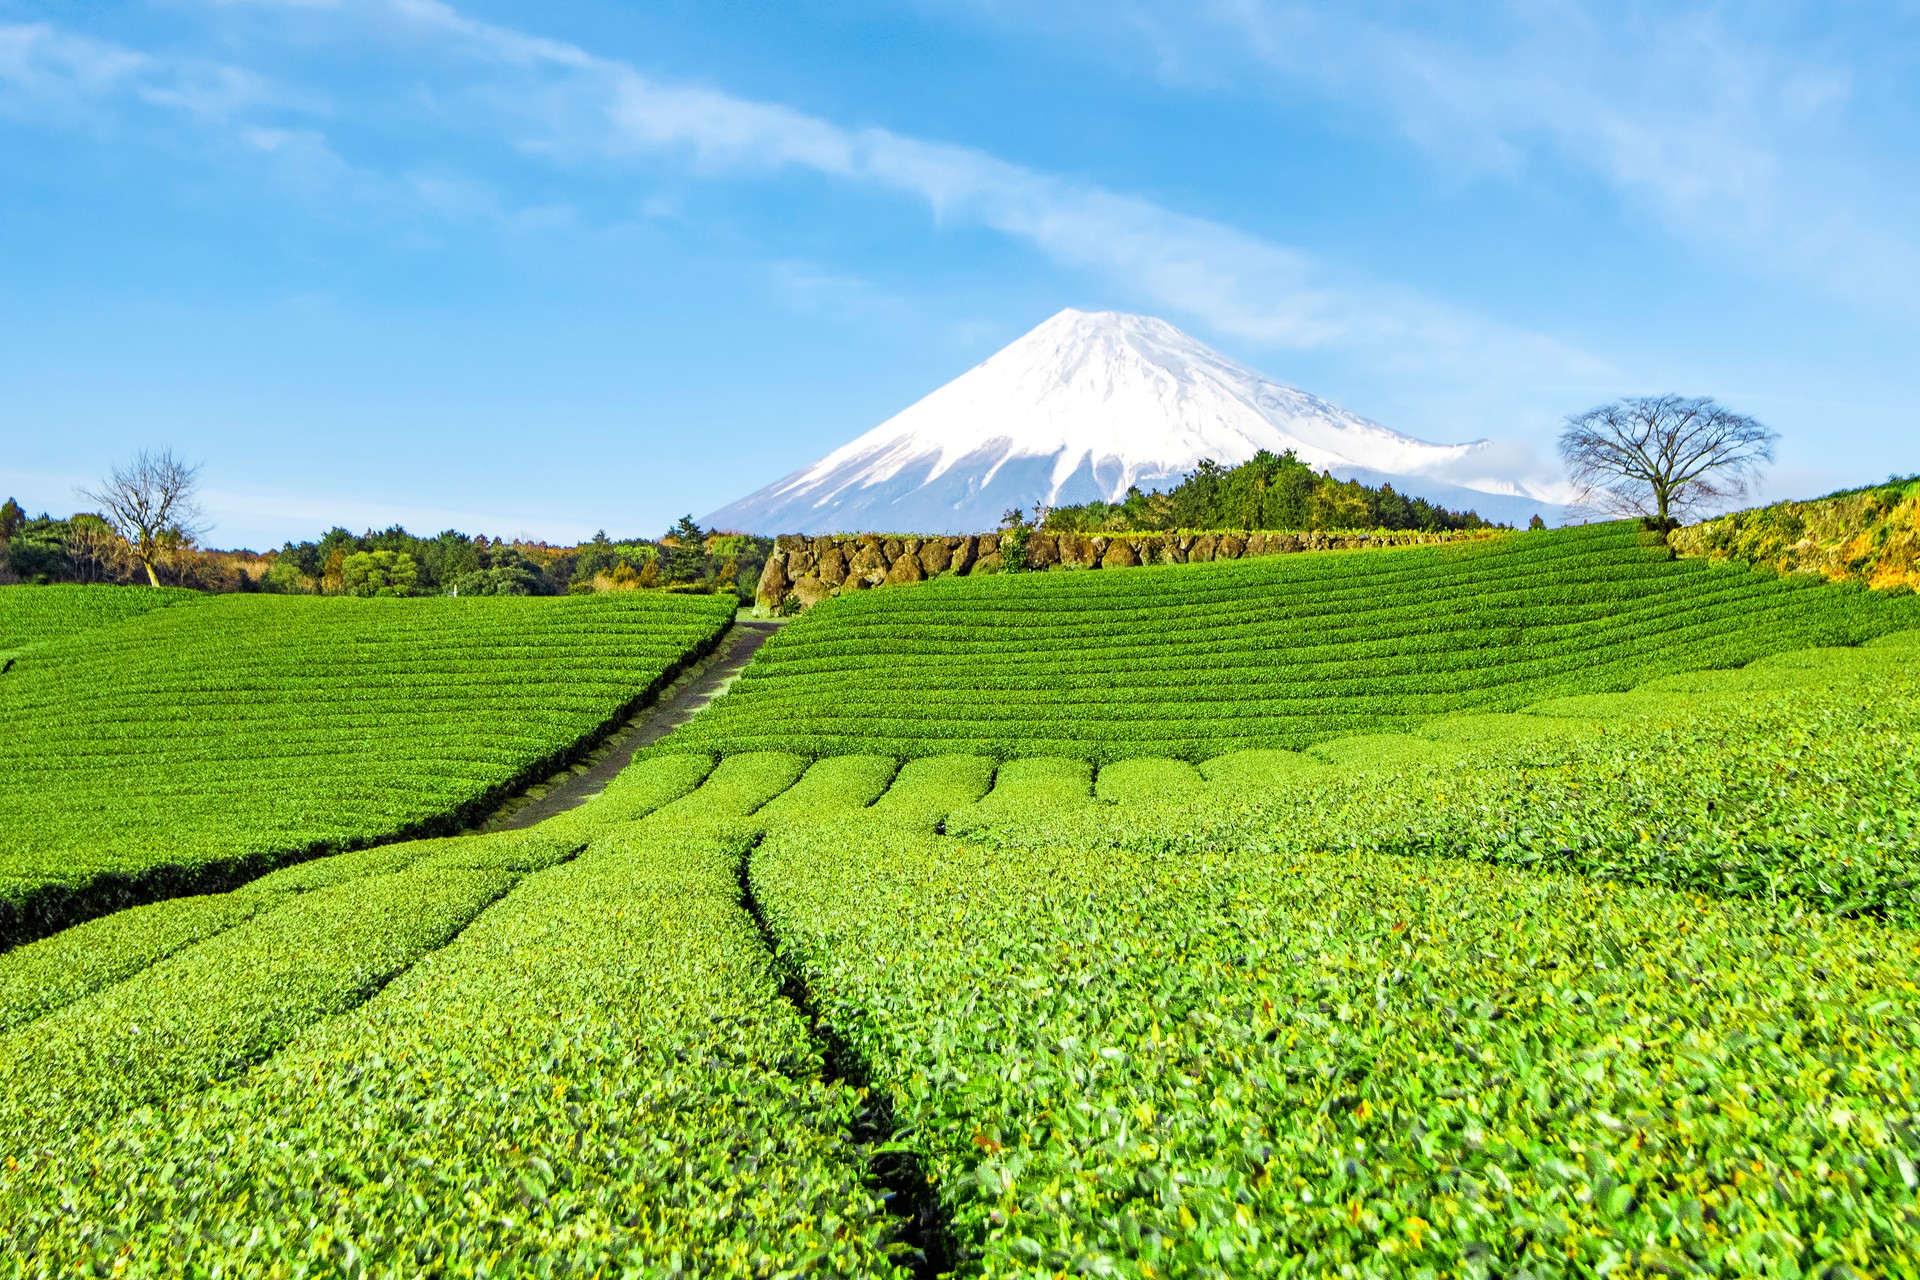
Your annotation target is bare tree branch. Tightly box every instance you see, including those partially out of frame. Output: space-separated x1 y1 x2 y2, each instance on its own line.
1558 396 1778 526
79 448 208 587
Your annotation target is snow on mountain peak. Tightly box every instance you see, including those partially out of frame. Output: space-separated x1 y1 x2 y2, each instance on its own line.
705 309 1565 534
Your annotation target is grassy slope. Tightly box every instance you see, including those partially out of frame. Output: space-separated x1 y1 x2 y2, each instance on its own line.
1673 476 1920 591
0 591 734 948
664 522 1920 761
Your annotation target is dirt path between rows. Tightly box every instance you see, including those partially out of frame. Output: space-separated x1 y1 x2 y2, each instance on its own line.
480 619 783 832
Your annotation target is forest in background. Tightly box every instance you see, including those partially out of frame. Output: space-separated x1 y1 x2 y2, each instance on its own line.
1 450 1503 601
1038 450 1513 534
0 502 767 604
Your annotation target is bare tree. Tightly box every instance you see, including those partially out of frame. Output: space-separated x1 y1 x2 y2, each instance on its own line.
80 448 208 587
1559 395 1778 526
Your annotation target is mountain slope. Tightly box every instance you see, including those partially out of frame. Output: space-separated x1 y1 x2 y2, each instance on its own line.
707 309 1571 534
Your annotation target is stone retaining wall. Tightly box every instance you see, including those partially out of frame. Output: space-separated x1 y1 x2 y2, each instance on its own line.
754 528 1486 614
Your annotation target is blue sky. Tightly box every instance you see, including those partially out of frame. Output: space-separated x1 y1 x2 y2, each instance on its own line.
3 1 1917 548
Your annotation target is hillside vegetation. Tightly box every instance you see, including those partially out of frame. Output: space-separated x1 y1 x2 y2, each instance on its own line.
0 589 732 946
1 498 769 602
1042 447 1506 533
673 522 1920 761
1674 475 1920 591
755 525 1480 613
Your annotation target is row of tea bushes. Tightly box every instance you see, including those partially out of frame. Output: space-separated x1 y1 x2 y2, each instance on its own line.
0 754 925 1275
755 527 1481 612
0 583 203 653
0 590 734 947
8 631 1920 1272
0 861 523 1153
0 757 724 1036
934 633 1920 925
754 813 1920 1275
675 522 1920 763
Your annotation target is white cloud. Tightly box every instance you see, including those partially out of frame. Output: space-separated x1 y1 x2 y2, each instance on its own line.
1208 5 1785 216
0 20 280 120
0 23 148 106
179 0 1605 397
0 20 577 236
136 64 275 120
1022 0 1920 311
4 0 1712 532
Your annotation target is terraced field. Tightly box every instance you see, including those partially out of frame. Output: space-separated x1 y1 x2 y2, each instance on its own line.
663 523 1920 761
0 588 733 945
4 525 1919 1274
4 626 1917 1273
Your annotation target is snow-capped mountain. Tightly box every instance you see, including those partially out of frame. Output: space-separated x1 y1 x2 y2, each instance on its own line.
705 309 1570 534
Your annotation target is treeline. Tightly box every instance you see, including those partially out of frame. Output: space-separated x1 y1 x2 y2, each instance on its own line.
1038 450 1509 534
264 515 767 601
0 501 768 604
0 500 258 591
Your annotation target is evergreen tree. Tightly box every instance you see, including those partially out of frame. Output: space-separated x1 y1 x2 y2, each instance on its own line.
666 515 708 583
1045 449 1499 534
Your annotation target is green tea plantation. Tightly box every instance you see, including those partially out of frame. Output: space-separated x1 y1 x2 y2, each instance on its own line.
0 587 733 946
661 523 1920 761
2 526 1917 1276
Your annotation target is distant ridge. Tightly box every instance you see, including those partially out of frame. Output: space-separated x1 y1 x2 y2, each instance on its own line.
706 309 1572 534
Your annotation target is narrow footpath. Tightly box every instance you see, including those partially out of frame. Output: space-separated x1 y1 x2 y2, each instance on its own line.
481 618 783 832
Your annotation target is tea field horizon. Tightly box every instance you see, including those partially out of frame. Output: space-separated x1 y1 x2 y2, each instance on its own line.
3 518 1919 1275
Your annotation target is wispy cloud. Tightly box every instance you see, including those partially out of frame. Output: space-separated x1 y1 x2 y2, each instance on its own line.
1211 3 1789 203
0 22 147 118
0 16 574 236
999 0 1920 312
3 0 1624 487
1213 6 1796 221
0 20 282 120
168 0 1606 400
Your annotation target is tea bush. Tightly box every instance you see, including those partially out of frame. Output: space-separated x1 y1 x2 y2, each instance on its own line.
0 591 733 945
663 523 1920 762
